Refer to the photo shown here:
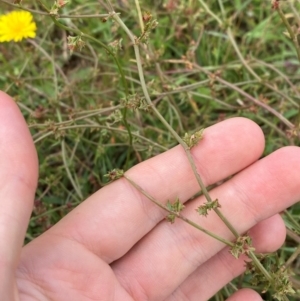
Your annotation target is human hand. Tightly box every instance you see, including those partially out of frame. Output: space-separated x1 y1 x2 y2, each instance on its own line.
1 91 299 301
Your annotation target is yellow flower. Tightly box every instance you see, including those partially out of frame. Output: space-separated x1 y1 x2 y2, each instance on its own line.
0 10 37 42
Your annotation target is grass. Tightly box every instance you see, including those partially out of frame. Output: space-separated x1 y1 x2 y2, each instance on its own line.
0 0 299 300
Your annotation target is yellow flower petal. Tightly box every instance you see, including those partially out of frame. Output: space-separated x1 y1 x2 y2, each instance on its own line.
0 10 37 42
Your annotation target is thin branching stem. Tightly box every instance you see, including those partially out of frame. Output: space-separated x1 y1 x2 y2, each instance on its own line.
109 7 283 294
193 64 294 129
0 0 134 163
33 124 167 151
198 0 223 26
48 17 133 149
124 175 234 247
0 0 115 18
226 27 261 81
276 4 300 62
61 139 83 199
134 0 144 32
112 12 240 238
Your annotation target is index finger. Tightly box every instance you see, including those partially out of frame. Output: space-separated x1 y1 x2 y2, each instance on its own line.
41 117 265 261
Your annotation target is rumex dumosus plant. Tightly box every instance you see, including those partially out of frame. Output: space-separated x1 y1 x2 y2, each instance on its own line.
0 0 299 300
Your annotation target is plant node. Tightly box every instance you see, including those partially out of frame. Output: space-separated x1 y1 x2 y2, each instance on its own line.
50 0 69 16
136 11 158 44
67 35 85 53
246 256 295 301
104 169 124 182
122 94 150 111
182 129 204 149
230 234 255 259
108 38 123 55
107 109 123 125
196 199 221 217
166 197 185 223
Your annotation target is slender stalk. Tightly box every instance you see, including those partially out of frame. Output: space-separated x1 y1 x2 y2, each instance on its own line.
0 0 134 161
284 209 300 233
198 0 223 26
248 251 272 282
0 0 49 15
276 4 300 62
215 76 294 129
254 58 300 99
56 106 84 200
29 105 122 128
61 140 83 200
135 0 186 130
0 0 114 18
193 64 295 129
105 0 114 12
217 0 226 19
124 175 234 247
285 244 300 267
112 12 240 238
226 27 261 81
58 13 117 19
33 124 168 151
109 10 295 299
35 0 49 12
247 251 290 300
19 0 134 163
134 0 144 32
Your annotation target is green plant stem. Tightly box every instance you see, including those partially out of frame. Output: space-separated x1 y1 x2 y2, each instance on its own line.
248 251 272 282
217 0 226 19
198 0 223 26
226 27 261 81
246 251 291 301
29 105 122 128
58 13 116 19
48 17 133 147
10 0 134 166
1 0 116 18
28 39 71 88
30 204 71 222
284 209 300 233
35 0 49 12
1 0 133 165
61 139 83 199
252 59 300 100
193 64 295 129
0 0 49 14
110 11 293 298
276 4 300 62
135 3 181 133
112 12 240 238
124 175 234 248
56 107 83 200
33 124 168 151
134 0 144 32
285 244 300 267
215 76 294 129
105 0 114 12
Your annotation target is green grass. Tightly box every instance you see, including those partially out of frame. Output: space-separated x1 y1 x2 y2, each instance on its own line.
0 0 299 300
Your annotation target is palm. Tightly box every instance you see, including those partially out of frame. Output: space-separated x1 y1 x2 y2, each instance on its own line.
17 238 121 300
1 91 299 301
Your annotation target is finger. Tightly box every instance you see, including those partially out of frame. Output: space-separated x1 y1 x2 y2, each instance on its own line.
35 117 264 262
0 92 38 296
165 214 285 301
112 146 300 300
226 288 263 301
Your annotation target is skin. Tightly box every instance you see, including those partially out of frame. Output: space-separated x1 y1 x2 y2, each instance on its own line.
0 90 299 301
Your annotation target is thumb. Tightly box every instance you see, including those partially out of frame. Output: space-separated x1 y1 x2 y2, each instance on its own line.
0 91 38 298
